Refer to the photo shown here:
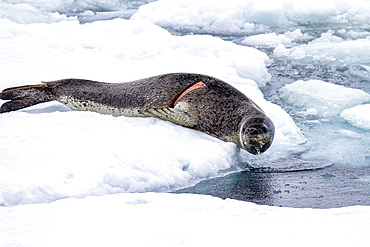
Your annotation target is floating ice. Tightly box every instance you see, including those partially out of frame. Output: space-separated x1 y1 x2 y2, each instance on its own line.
242 32 293 48
132 0 370 34
242 29 311 48
273 31 370 67
338 129 363 139
341 104 370 130
279 80 370 117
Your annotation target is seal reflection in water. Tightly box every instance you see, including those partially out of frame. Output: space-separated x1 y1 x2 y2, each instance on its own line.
0 73 274 155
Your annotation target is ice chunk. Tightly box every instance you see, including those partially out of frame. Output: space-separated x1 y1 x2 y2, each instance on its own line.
300 108 319 116
350 65 370 81
280 80 370 116
338 129 363 138
242 32 293 48
273 31 370 67
341 104 370 130
242 29 311 48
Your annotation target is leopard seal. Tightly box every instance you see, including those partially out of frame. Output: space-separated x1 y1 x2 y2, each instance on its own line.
0 73 274 154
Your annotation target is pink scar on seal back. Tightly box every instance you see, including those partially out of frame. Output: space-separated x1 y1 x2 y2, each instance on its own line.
172 81 206 107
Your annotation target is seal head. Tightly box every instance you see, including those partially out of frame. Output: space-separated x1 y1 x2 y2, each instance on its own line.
240 116 275 155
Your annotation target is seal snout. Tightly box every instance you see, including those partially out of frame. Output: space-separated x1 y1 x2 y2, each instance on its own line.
240 117 275 155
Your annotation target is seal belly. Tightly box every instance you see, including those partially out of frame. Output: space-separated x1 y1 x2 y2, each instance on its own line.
58 95 145 117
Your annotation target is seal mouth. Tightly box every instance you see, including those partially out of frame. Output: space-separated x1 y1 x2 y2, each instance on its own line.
244 134 272 155
240 117 275 155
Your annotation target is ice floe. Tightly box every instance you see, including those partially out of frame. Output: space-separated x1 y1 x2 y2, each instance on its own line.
341 104 370 130
279 79 370 117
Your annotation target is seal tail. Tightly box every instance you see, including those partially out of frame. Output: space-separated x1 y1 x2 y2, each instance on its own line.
0 83 55 113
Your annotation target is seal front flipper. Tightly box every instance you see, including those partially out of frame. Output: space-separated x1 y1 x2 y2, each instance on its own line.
139 80 205 127
140 106 196 128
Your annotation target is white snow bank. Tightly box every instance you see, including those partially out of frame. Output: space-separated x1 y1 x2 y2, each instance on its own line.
0 110 238 206
341 104 370 130
132 0 370 34
1 193 370 247
279 80 370 117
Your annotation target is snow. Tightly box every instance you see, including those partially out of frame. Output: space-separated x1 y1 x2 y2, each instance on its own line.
1 193 370 247
1 0 370 245
0 110 240 206
0 18 271 87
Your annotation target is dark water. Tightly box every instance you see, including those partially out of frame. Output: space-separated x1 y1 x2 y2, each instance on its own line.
176 165 370 208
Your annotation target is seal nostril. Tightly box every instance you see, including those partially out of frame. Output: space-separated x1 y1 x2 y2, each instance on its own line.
247 128 258 135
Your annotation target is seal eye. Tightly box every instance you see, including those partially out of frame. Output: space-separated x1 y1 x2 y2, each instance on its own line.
240 117 275 155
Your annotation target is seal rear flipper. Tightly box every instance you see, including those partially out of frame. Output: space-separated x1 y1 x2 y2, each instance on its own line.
0 83 55 113
140 107 196 128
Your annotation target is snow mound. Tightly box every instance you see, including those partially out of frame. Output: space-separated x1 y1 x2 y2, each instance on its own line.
0 110 238 206
341 104 370 130
279 80 370 117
